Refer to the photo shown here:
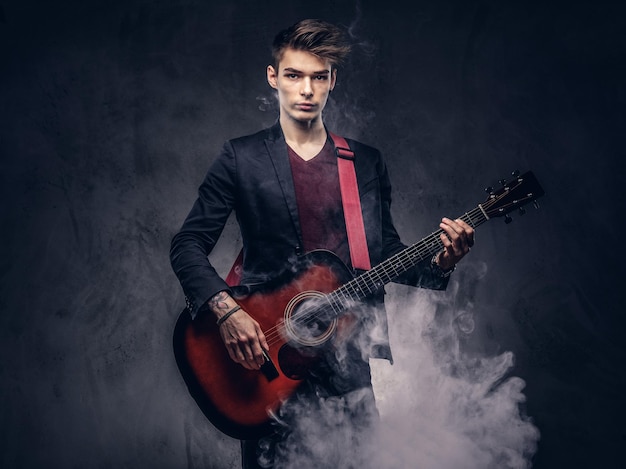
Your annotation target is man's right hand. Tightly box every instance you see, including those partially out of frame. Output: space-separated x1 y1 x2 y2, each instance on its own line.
208 291 269 370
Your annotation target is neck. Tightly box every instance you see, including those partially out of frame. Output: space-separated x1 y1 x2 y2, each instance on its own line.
280 114 326 146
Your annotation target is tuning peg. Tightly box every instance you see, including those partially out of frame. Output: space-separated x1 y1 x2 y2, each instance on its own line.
504 214 513 224
485 186 494 194
518 207 526 216
499 179 507 186
511 169 520 178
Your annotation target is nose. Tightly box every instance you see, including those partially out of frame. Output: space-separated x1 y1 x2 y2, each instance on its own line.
300 78 313 97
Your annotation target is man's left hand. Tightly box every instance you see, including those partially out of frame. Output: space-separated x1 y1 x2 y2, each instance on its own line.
437 217 475 270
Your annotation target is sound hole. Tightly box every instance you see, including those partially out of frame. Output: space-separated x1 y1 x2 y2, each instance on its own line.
283 291 337 347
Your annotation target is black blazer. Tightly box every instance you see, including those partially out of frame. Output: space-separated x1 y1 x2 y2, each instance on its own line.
170 123 447 358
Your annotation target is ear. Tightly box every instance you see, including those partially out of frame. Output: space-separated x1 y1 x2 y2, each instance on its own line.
267 65 278 89
330 68 337 91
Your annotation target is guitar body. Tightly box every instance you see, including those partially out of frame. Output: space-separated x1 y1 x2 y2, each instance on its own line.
173 250 355 440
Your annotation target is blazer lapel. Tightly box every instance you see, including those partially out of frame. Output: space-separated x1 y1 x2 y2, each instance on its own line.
264 123 303 245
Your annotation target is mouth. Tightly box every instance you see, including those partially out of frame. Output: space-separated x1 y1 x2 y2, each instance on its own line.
295 103 316 111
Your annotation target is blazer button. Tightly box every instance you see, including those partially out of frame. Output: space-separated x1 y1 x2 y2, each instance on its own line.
295 245 303 255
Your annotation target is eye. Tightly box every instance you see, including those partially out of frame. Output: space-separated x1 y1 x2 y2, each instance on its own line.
314 75 328 80
286 73 299 79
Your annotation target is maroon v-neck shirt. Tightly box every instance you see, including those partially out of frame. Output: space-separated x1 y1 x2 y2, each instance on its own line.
287 140 350 267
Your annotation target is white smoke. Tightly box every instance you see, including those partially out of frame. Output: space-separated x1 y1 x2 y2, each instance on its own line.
258 386 379 469
257 281 539 469
370 286 540 469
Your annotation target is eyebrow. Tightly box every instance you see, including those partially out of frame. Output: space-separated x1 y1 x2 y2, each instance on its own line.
283 67 330 75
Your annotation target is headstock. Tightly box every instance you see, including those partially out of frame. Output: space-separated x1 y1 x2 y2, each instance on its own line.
481 171 545 222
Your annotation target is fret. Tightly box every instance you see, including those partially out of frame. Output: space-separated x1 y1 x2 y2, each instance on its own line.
370 268 386 289
326 293 343 314
355 277 369 296
347 278 359 297
343 281 359 300
337 285 353 304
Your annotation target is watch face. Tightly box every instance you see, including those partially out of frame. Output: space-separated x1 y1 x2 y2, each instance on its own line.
431 254 455 277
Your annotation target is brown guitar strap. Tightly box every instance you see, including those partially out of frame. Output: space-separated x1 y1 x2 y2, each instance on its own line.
225 131 372 286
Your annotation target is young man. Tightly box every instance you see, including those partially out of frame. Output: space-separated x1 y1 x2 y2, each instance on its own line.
170 19 474 468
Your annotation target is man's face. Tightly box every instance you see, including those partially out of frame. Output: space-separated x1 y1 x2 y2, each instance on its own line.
267 48 337 125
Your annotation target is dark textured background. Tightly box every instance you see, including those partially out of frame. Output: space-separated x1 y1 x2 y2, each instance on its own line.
1 1 624 468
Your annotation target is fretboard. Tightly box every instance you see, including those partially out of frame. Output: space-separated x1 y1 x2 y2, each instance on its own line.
324 205 489 314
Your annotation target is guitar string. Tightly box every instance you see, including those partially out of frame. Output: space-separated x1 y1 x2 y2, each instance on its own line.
260 204 489 347
259 203 495 346
260 192 531 347
259 190 533 347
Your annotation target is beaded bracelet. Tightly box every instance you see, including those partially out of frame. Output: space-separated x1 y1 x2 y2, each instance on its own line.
216 305 241 327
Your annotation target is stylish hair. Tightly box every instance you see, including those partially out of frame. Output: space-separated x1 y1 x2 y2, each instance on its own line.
271 19 351 69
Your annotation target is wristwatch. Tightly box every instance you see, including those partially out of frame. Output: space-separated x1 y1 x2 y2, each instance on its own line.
430 252 456 278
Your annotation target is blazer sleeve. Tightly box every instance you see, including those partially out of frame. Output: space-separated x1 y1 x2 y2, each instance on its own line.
170 141 237 318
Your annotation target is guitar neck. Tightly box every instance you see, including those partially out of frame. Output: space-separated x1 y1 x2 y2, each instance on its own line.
325 205 489 312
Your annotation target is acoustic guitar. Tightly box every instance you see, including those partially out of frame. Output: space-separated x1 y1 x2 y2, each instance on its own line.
173 170 544 439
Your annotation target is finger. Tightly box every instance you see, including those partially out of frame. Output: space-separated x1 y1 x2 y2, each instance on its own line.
227 326 260 370
257 326 269 352
249 340 266 368
439 232 453 251
439 221 456 242
225 325 253 369
468 230 475 247
442 217 465 235
439 224 463 254
240 342 260 369
227 344 254 370
253 325 269 367
443 218 473 252
454 219 475 247
455 218 472 229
